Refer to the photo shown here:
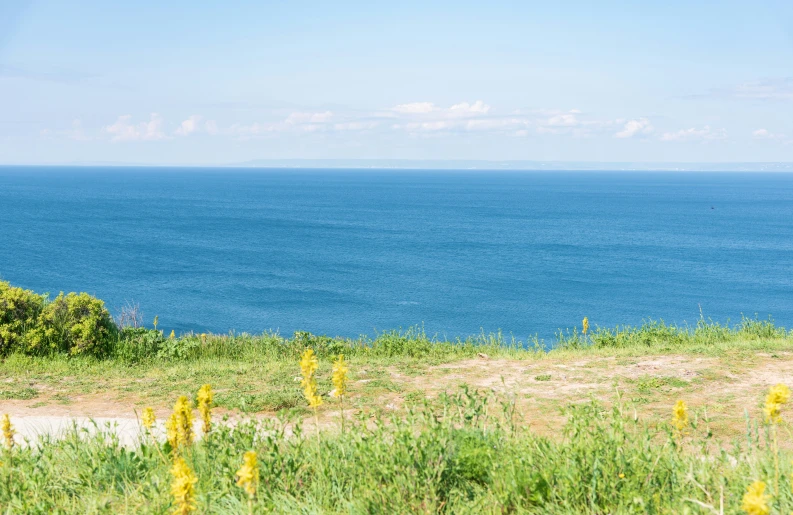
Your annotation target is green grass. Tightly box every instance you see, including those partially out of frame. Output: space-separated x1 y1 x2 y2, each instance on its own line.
1 388 792 513
1 316 793 511
0 384 39 400
0 317 791 417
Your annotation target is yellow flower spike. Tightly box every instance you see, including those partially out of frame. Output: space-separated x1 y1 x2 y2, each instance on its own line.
331 355 348 399
166 413 178 449
169 330 176 339
1 414 14 449
764 383 790 424
582 317 589 335
153 315 159 330
672 400 689 432
299 349 323 408
166 396 194 452
740 480 770 515
170 456 198 515
235 450 259 500
174 395 195 447
142 407 156 430
196 384 213 434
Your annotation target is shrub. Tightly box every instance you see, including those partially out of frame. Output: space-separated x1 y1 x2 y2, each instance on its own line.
38 292 117 357
114 327 165 363
156 334 200 360
0 281 45 354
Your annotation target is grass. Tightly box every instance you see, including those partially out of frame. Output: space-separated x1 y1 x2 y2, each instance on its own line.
0 384 38 400
1 387 793 513
0 317 791 419
1 317 792 511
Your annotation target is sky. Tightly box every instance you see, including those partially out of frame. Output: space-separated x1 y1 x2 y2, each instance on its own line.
2 0 793 166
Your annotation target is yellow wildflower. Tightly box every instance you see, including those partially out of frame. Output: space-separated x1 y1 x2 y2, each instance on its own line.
672 400 689 431
1 414 14 449
153 315 159 330
169 330 176 339
170 456 198 515
236 450 259 500
300 349 323 408
142 407 156 430
764 383 790 424
331 355 348 399
740 480 769 515
174 395 194 447
582 317 589 335
166 396 194 451
200 333 207 344
166 413 178 448
196 384 213 434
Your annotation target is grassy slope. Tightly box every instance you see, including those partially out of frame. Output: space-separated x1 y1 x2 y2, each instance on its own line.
1 321 793 512
0 320 791 439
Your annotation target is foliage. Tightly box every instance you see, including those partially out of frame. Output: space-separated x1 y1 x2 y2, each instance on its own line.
1 280 793 364
1 388 793 512
559 315 791 351
37 291 117 356
113 327 166 363
0 282 116 357
0 281 45 354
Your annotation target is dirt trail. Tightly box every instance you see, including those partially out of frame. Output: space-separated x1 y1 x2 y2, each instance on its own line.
1 351 790 441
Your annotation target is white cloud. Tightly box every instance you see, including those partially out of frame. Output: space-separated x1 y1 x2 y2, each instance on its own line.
175 115 221 136
103 113 168 142
450 100 490 114
533 109 610 137
389 100 490 121
615 118 653 138
56 104 692 145
222 111 336 139
285 111 333 125
388 100 514 134
204 120 219 135
660 126 727 142
333 121 379 131
545 112 580 127
175 115 202 136
751 128 791 144
391 102 438 114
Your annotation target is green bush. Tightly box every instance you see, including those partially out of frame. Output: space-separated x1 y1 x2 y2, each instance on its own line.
0 280 45 354
114 327 165 362
38 292 117 357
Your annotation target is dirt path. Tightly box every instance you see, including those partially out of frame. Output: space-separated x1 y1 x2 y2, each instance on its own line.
1 351 790 441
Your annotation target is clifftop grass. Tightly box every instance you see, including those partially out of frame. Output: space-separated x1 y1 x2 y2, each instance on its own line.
3 279 791 363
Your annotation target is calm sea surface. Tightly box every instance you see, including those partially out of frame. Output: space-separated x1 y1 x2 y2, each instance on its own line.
1 167 792 342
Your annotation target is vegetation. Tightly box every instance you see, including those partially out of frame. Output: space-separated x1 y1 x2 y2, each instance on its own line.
0 281 116 357
2 280 792 364
2 280 793 512
1 381 793 513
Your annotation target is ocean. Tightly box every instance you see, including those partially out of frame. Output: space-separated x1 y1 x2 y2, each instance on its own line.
1 167 791 342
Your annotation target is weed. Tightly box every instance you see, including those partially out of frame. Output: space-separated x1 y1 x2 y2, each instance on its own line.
0 384 38 400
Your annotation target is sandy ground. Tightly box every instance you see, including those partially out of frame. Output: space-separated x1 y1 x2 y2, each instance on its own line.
2 351 791 444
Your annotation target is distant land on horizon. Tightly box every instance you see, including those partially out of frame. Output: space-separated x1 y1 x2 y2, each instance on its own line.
4 160 793 172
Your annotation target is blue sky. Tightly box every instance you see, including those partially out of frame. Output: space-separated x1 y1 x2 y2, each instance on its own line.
2 0 793 165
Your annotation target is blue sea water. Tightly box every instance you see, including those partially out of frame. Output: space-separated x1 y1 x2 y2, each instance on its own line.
1 167 792 342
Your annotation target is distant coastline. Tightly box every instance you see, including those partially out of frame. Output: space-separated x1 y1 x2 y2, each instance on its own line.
3 160 793 172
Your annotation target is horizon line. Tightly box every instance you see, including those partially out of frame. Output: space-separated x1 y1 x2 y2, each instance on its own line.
3 159 793 173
